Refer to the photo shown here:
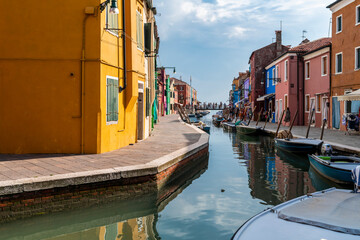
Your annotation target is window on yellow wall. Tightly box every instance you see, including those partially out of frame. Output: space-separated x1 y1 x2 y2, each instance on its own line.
106 6 119 35
136 11 143 50
107 77 119 123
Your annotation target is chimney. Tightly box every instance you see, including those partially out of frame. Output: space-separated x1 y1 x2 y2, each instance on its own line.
275 30 282 56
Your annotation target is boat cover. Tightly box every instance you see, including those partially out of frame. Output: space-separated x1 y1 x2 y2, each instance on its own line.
279 138 323 146
278 190 360 235
352 166 360 192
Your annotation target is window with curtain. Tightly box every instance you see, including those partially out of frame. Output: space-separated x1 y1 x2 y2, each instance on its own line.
136 11 143 50
106 6 118 35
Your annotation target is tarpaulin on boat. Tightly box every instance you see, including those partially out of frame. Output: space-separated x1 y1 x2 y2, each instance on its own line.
278 190 360 235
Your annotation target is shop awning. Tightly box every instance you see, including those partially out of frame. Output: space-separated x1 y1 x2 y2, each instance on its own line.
337 89 360 101
257 93 275 102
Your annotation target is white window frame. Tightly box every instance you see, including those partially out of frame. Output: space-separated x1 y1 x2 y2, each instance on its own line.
355 46 360 70
276 65 279 85
305 61 310 80
305 94 310 112
336 14 342 34
315 94 321 113
284 60 288 82
335 52 343 74
356 4 360 26
272 68 275 86
321 55 328 76
106 75 119 125
267 71 269 87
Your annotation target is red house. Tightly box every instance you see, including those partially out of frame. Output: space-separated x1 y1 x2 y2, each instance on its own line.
266 38 331 126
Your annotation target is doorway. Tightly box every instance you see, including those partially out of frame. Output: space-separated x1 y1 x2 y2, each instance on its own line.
138 81 144 140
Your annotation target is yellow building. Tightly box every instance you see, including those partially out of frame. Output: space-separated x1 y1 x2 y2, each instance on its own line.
0 0 152 154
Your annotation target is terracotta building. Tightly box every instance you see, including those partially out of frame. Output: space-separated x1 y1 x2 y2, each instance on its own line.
172 77 197 109
327 0 360 131
249 31 289 117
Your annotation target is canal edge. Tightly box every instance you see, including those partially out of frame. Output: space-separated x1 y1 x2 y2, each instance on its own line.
0 120 210 197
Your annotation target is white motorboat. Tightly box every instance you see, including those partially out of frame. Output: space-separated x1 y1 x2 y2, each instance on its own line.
232 188 360 240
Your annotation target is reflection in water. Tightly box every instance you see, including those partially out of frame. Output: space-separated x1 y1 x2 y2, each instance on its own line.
231 132 341 206
0 111 349 240
0 155 209 240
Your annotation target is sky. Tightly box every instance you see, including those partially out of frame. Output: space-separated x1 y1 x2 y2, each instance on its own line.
155 0 335 104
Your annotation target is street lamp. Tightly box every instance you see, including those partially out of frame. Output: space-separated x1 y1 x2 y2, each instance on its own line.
100 0 119 14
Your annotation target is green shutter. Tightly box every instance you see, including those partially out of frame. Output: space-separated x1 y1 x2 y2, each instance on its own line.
113 80 119 121
146 88 150 117
106 78 119 122
106 78 112 122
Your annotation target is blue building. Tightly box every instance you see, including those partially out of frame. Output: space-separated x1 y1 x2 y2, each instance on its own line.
261 65 276 122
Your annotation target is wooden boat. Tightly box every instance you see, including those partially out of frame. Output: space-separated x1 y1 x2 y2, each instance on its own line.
274 138 323 154
308 154 360 184
232 188 360 240
212 116 224 127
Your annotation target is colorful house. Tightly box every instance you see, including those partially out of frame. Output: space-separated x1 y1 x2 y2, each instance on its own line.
266 38 331 126
303 41 331 128
327 0 360 131
249 31 289 118
263 65 276 122
0 0 154 154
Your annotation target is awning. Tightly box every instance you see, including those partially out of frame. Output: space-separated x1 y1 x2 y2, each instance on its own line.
337 89 360 101
257 93 275 102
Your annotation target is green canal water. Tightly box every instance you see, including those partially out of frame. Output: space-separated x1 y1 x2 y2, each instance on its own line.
0 111 347 240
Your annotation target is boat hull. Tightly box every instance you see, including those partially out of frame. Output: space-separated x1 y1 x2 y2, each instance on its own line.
275 138 322 154
236 125 260 135
308 155 358 184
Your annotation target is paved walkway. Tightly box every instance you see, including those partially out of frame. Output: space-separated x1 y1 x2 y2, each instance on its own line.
248 121 360 154
0 115 209 195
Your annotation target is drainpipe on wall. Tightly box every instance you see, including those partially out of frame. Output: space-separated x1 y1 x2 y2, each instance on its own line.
120 0 127 92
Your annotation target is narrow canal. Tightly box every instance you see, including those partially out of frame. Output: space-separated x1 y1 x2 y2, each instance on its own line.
0 111 347 240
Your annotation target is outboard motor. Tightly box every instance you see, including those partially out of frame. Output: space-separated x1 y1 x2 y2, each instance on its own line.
321 144 333 156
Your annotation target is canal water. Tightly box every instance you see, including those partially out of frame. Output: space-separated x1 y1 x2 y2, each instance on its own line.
0 111 347 240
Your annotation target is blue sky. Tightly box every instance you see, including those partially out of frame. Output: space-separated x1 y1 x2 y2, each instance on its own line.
155 0 334 103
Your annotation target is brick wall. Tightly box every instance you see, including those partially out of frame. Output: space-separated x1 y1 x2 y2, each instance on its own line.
0 147 209 223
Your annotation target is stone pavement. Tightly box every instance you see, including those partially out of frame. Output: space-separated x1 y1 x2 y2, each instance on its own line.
248 121 360 154
0 115 209 195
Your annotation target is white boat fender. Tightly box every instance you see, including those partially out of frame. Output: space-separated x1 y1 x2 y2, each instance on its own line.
351 166 360 192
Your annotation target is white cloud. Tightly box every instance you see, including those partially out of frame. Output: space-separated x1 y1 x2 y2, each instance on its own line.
226 26 249 39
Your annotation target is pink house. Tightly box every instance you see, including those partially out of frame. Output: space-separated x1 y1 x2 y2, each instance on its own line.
303 41 331 128
266 38 331 126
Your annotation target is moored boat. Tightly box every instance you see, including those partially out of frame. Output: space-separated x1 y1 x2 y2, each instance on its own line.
236 125 261 135
222 122 236 132
232 188 360 240
308 154 360 184
274 138 323 154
